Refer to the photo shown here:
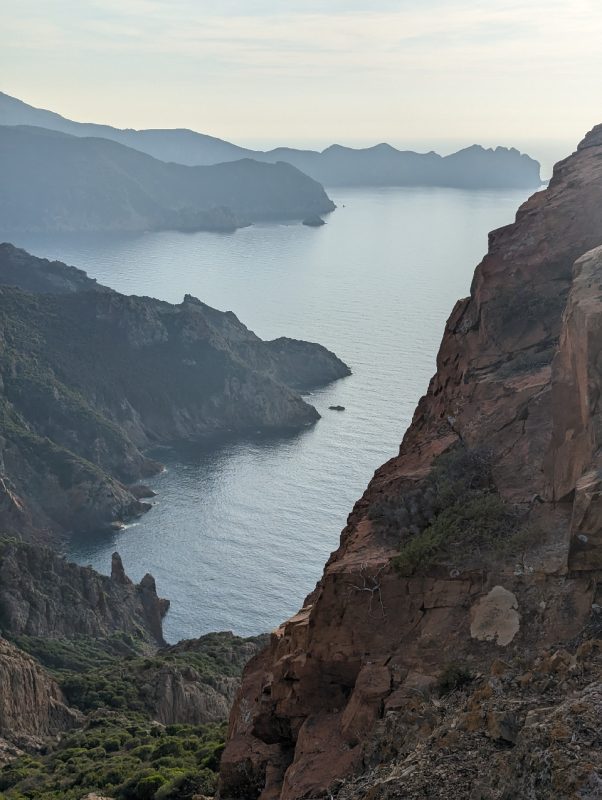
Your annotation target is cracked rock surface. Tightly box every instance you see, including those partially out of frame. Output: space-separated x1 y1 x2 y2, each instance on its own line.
220 128 602 799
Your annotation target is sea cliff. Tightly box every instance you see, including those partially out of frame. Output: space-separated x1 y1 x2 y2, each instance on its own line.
220 127 602 799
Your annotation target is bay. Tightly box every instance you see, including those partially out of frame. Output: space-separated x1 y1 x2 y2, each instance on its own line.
11 185 529 641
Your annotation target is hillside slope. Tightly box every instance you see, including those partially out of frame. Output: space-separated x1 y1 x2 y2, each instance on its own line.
0 125 335 233
219 128 602 799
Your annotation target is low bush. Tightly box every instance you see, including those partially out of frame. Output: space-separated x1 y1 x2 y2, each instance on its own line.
388 446 535 574
437 663 474 694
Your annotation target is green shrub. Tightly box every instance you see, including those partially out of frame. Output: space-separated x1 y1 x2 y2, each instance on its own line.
390 446 526 574
134 772 166 799
151 740 183 760
437 663 474 694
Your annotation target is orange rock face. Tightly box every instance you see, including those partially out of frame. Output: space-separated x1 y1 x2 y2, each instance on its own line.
219 128 602 799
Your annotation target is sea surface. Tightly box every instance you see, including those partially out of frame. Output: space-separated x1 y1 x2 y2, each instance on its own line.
11 186 530 642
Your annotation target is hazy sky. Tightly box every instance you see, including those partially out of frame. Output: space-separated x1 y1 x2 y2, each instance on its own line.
3 0 601 167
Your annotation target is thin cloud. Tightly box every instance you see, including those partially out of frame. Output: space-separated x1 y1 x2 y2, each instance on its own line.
2 0 601 145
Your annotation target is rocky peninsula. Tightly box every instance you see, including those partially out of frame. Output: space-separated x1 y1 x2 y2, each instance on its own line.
0 245 350 542
0 125 335 233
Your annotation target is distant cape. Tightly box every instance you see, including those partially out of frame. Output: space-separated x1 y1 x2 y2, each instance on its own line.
0 91 541 189
0 124 335 233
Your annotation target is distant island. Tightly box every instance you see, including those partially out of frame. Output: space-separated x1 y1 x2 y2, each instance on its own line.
0 90 541 190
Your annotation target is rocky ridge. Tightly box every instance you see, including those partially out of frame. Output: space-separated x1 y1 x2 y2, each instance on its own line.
219 128 602 798
0 247 349 541
0 242 104 294
0 91 542 189
0 541 168 646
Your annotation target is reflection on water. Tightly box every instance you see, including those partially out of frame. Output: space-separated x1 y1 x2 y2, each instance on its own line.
9 186 529 640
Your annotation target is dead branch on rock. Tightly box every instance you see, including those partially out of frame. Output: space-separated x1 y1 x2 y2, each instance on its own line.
346 562 387 617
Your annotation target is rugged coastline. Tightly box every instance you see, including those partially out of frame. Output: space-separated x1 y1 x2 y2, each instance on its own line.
1 129 601 799
0 244 350 544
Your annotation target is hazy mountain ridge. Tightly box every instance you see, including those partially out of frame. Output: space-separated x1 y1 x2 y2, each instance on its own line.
0 91 541 189
0 124 335 233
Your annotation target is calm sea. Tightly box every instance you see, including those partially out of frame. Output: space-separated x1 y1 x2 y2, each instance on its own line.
11 186 529 642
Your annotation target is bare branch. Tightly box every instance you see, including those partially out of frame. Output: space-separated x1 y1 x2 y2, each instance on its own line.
346 562 387 617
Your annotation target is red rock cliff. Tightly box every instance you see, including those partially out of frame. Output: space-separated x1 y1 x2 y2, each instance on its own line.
219 128 602 800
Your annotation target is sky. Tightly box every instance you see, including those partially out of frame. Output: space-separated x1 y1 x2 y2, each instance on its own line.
3 0 602 171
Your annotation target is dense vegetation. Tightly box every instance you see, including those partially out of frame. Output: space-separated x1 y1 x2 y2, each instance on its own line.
1 633 267 800
0 713 226 800
368 446 538 574
14 631 265 716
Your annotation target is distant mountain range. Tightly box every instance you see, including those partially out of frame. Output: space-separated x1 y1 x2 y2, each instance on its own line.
0 125 334 233
0 91 542 189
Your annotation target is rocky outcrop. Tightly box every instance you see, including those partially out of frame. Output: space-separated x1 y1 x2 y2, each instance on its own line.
0 243 104 294
0 638 80 753
0 540 168 646
262 338 352 390
135 633 270 726
0 250 349 541
220 129 602 798
332 635 602 800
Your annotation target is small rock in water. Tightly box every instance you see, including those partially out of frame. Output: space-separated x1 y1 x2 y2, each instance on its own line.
302 215 326 227
329 405 345 411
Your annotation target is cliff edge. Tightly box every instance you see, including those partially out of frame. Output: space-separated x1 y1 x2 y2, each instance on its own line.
219 129 602 798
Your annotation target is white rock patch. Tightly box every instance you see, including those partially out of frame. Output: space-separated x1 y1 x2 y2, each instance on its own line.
470 585 520 646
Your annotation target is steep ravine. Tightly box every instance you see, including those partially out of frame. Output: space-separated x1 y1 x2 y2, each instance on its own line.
219 128 602 798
